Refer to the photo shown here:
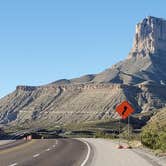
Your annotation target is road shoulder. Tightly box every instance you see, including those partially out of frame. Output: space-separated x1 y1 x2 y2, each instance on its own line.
83 138 160 166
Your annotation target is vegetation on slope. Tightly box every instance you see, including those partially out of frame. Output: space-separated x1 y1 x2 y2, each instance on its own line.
141 108 166 153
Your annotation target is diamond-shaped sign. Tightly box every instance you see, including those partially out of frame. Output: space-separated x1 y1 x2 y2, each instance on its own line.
116 101 134 119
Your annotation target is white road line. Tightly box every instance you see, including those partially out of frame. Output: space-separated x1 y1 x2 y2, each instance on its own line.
33 153 40 158
46 148 50 151
80 141 91 166
8 163 18 166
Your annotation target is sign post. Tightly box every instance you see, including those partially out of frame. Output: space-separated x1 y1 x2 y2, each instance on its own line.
128 116 130 143
116 101 134 148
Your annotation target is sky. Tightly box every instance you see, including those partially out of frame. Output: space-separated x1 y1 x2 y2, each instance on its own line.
0 0 166 97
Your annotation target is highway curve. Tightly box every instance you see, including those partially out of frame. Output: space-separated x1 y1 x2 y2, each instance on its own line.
0 138 163 166
0 139 88 166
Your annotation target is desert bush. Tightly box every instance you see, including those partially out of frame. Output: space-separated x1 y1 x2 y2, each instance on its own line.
141 127 166 152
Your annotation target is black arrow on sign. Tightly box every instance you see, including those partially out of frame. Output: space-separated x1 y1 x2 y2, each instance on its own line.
122 106 128 115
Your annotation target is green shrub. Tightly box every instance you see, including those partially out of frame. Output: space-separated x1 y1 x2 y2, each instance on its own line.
141 128 159 149
157 132 166 151
94 131 106 138
94 130 117 139
141 127 166 152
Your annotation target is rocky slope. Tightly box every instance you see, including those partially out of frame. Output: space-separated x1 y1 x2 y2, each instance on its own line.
1 16 166 127
145 107 166 130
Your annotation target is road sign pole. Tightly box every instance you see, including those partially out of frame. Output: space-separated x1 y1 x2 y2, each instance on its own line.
119 118 121 146
128 116 130 143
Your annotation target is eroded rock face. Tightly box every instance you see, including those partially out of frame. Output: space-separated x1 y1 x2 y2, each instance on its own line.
16 86 37 91
131 16 166 55
94 16 166 85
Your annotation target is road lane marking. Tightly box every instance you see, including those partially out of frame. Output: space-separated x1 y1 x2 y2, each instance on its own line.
80 141 91 166
46 148 50 151
53 145 56 148
8 163 18 166
33 153 40 158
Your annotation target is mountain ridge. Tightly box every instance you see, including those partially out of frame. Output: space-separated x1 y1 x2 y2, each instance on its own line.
1 16 166 127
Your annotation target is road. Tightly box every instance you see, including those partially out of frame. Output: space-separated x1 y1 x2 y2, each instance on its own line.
83 138 159 166
0 140 14 146
0 140 28 151
0 138 163 166
0 139 88 166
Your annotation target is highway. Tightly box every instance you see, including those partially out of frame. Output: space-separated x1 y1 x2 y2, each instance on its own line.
0 138 163 166
0 139 88 166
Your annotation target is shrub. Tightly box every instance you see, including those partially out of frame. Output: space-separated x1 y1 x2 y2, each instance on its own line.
157 132 166 151
141 127 166 152
141 128 159 149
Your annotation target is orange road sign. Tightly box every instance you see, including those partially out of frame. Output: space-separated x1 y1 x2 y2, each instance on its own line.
116 101 134 119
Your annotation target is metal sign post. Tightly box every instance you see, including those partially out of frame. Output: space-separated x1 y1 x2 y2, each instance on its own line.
119 118 121 146
128 116 130 143
116 101 135 149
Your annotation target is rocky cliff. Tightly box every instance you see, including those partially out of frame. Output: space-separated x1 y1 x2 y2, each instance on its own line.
132 16 166 54
1 16 166 127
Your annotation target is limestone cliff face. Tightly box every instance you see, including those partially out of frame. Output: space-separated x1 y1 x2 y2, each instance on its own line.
94 16 166 85
131 16 166 55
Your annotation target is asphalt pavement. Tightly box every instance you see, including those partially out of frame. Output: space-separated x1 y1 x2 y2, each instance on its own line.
0 138 164 166
83 138 158 166
0 139 88 166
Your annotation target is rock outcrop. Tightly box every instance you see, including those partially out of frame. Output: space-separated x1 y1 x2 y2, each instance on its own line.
0 16 166 127
93 16 166 85
131 16 166 55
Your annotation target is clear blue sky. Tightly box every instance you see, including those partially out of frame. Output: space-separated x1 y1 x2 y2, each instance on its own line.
0 0 166 97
